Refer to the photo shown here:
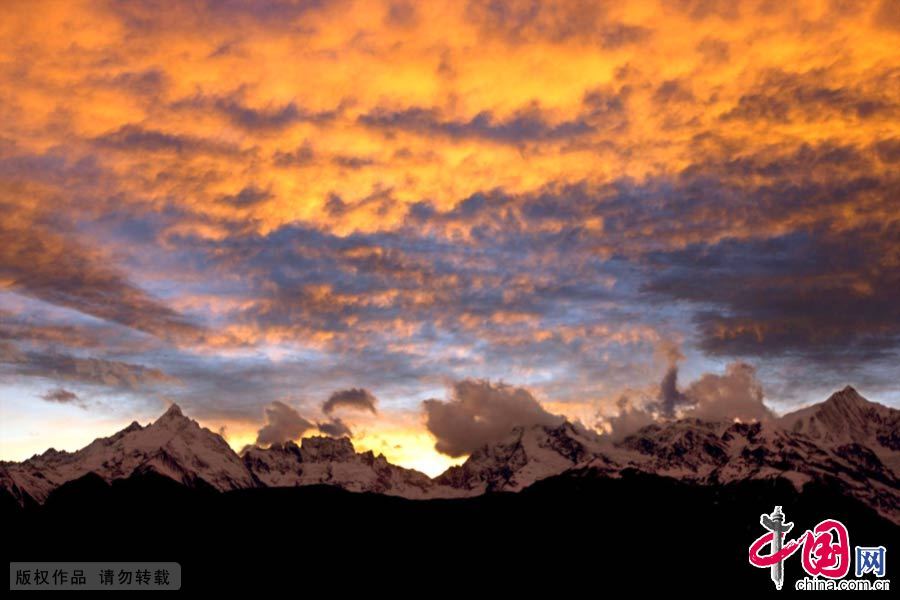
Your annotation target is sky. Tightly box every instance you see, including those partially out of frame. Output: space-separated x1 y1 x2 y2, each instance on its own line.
1 0 898 476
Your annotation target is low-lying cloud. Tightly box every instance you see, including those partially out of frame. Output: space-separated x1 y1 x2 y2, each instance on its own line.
316 417 353 438
682 362 773 423
255 401 316 445
255 389 378 445
604 361 774 440
423 379 564 457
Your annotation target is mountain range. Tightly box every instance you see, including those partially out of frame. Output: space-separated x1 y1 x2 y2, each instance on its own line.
3 385 898 524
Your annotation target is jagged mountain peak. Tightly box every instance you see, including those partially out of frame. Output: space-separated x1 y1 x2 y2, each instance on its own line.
780 386 897 446
2 404 255 503
156 403 187 422
40 447 68 459
3 391 898 523
825 385 868 408
242 434 444 498
122 421 143 433
242 436 359 463
436 419 605 493
299 436 356 461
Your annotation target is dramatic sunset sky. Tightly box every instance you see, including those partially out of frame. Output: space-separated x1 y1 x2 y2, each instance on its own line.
1 0 898 475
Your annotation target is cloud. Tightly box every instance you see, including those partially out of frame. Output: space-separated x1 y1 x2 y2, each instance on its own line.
657 365 688 418
653 79 695 105
92 124 244 156
423 379 564 456
464 0 651 47
681 362 774 422
604 361 774 439
322 388 378 415
385 1 417 27
671 0 739 21
874 0 900 31
255 401 316 445
172 93 340 132
272 142 316 167
0 317 120 350
3 0 900 456
39 388 83 407
41 355 175 389
101 68 169 98
109 0 333 33
256 396 360 445
359 104 595 144
0 203 205 343
214 99 318 131
0 341 23 363
643 223 900 366
696 37 730 63
317 417 353 438
218 185 273 207
720 68 897 124
1 347 176 390
604 395 657 442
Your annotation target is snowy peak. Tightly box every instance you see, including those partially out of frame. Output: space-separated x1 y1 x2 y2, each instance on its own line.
1 404 256 503
122 421 143 434
299 436 357 462
817 386 878 431
151 403 193 432
829 385 867 406
436 421 606 493
617 419 732 472
600 392 900 523
432 386 898 521
241 436 447 499
160 403 184 419
779 386 899 450
2 387 898 524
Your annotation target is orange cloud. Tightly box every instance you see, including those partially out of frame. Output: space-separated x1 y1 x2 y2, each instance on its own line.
2 0 898 462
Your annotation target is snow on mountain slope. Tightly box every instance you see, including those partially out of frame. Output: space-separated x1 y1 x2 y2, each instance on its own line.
241 436 463 499
435 387 899 522
0 404 256 503
2 387 897 524
780 385 900 474
780 386 896 442
601 389 900 522
435 421 608 493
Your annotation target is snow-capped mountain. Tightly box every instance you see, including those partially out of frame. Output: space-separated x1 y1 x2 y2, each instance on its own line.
2 387 898 524
780 385 900 473
586 386 899 522
0 404 255 503
433 386 899 523
241 436 463 499
435 421 608 493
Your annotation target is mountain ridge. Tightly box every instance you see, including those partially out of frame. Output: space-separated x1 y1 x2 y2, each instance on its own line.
3 386 898 523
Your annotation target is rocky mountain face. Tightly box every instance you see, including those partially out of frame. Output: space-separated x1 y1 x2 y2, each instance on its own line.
241 436 457 499
3 386 898 524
